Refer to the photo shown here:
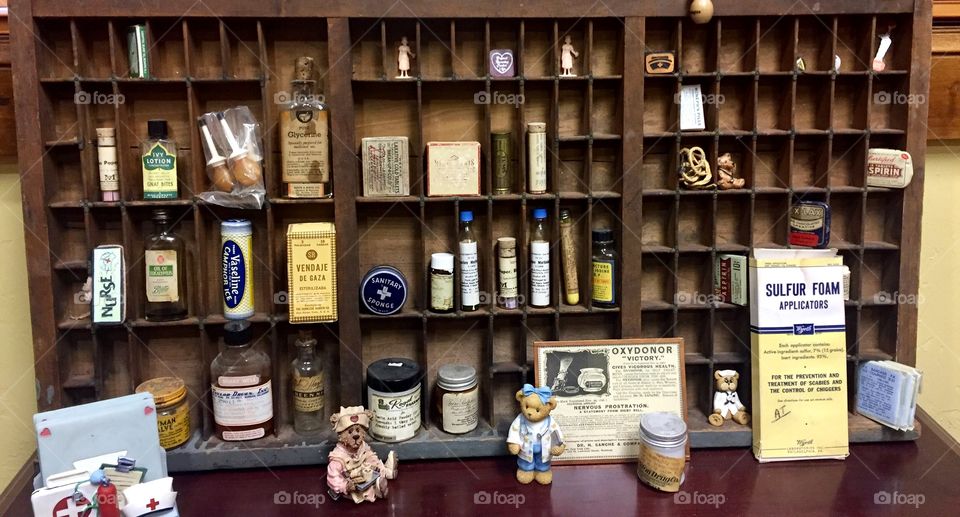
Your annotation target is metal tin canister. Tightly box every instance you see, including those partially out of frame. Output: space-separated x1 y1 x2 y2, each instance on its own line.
360 265 409 315
788 200 831 248
222 219 255 319
492 131 513 194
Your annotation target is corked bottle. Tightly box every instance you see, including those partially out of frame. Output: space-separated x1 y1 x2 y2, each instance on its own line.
497 237 518 309
559 209 580 305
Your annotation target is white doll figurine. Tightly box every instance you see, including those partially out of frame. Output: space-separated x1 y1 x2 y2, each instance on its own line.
559 35 579 77
397 37 416 79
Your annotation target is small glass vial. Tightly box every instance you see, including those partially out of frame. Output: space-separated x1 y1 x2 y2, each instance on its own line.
210 320 274 442
497 237 518 309
95 127 120 202
591 228 618 308
430 252 455 313
529 208 551 308
434 364 479 434
527 122 547 194
492 131 513 194
637 412 687 492
559 209 580 305
459 211 480 312
144 209 187 321
136 377 190 450
291 330 324 434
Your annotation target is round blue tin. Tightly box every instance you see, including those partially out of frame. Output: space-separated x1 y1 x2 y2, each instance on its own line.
360 265 408 315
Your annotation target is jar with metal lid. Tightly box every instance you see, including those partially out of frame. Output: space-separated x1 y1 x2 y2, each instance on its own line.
434 364 479 434
367 357 422 442
136 377 190 450
637 411 687 492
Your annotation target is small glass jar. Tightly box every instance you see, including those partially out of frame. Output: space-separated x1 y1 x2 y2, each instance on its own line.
367 357 422 442
434 364 479 434
136 377 190 450
430 252 455 313
637 412 687 492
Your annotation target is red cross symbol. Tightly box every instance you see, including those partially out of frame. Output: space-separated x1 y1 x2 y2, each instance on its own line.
146 498 160 511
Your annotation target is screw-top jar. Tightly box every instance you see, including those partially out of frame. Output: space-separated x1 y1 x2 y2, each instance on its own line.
210 320 274 441
434 364 479 434
367 358 422 442
637 412 687 492
591 228 618 308
136 377 190 450
430 252 455 313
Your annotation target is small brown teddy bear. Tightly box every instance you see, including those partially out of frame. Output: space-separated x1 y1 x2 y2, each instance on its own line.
506 384 566 485
709 370 751 427
716 152 746 190
326 406 398 503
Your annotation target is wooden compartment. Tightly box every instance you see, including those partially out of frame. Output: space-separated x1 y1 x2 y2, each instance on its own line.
148 20 187 79
757 17 795 73
680 18 717 75
13 5 928 469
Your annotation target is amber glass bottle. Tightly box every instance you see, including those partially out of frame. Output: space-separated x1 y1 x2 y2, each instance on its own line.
210 320 274 441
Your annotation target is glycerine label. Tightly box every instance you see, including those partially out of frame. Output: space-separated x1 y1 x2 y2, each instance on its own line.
369 388 421 442
442 390 479 434
212 380 273 427
280 109 330 183
460 241 480 306
530 241 551 306
145 250 179 303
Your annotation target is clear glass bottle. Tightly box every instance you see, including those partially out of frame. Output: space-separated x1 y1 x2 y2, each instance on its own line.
280 56 332 197
530 208 551 308
459 210 480 312
144 209 187 321
291 330 324 434
591 228 619 308
210 320 274 442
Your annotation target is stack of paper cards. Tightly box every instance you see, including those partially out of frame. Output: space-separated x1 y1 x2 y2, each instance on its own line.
856 360 922 431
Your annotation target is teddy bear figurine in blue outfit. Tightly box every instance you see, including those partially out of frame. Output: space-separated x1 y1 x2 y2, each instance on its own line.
506 384 566 485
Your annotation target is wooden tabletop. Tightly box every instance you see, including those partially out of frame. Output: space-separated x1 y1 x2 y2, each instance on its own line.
13 413 959 515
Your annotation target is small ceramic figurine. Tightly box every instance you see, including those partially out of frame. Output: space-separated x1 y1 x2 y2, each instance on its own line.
397 37 415 79
327 406 399 503
716 152 745 190
507 384 566 485
678 146 713 189
559 36 579 77
708 370 751 427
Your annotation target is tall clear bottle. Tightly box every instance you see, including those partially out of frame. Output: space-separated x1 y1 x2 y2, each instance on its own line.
291 330 324 434
530 208 551 308
144 209 187 321
280 56 332 197
459 210 480 311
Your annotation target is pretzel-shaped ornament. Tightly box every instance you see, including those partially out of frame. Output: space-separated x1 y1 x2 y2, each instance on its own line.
679 146 713 189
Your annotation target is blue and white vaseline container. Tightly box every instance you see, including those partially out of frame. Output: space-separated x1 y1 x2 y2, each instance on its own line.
221 219 254 320
360 265 408 315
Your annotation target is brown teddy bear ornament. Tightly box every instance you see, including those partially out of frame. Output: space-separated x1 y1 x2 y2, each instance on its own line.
716 152 746 190
507 384 566 485
326 406 398 503
709 370 751 427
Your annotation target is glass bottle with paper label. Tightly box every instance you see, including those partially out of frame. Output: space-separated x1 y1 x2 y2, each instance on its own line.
211 320 274 442
144 209 187 321
459 210 480 311
530 208 551 308
291 330 324 434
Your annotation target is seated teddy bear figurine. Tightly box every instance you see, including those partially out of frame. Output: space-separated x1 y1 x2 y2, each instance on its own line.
326 406 398 503
507 384 566 485
716 152 746 190
709 370 751 427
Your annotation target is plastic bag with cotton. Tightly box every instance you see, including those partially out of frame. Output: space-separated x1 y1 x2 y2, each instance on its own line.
197 105 265 209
